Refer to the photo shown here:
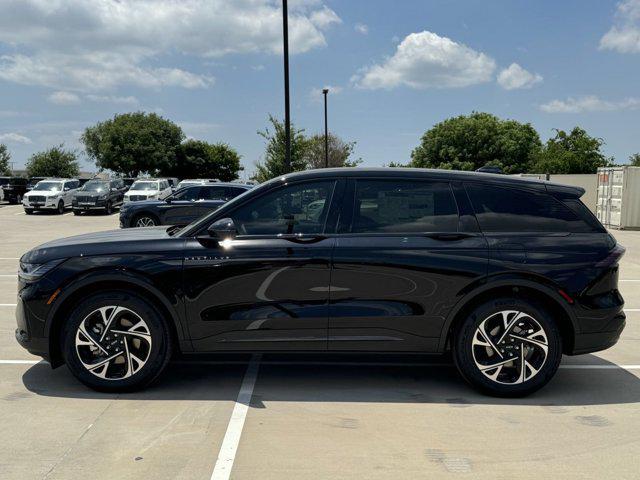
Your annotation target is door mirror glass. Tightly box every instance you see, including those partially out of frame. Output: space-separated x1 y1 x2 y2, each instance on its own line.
207 217 237 240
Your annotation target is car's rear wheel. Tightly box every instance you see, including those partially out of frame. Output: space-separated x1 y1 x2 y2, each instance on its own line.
62 291 172 392
453 297 562 397
56 200 65 214
134 213 158 227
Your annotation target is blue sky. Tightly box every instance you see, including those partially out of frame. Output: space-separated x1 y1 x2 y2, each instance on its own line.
1 0 639 177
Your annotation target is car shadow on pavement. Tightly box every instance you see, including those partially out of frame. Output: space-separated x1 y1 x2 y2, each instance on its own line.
22 353 640 407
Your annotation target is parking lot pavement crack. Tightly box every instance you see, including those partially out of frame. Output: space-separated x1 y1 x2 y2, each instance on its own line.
42 396 118 480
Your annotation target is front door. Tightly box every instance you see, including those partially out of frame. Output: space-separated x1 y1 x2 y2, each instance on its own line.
182 179 341 351
328 178 488 352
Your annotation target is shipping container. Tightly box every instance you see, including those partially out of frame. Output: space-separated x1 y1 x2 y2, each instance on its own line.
549 174 597 214
596 166 640 229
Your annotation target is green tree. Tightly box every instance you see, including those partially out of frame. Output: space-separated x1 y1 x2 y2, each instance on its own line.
629 153 640 167
81 112 184 177
304 133 361 169
164 139 243 181
532 127 612 174
253 115 309 183
25 145 80 178
410 112 542 173
0 144 11 175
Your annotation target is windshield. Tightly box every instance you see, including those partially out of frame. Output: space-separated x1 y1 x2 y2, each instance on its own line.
32 181 62 192
81 181 108 192
130 181 158 191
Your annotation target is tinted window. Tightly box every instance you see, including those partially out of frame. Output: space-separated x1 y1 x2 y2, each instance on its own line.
231 181 335 235
172 187 200 201
349 180 458 233
225 187 247 199
200 186 228 200
466 183 594 233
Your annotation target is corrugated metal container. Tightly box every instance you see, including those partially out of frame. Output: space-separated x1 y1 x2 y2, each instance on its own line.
596 166 640 229
549 174 597 213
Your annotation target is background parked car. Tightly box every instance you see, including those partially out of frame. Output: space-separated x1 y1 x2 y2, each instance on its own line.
123 178 172 203
163 177 180 192
176 178 219 189
26 177 47 192
120 182 252 227
0 176 10 202
122 177 137 189
2 177 28 204
72 178 128 215
23 178 80 214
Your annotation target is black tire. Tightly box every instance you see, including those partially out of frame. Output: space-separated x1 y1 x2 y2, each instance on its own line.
73 209 82 216
62 291 172 392
133 213 159 228
57 200 65 214
453 297 562 397
24 209 33 215
105 201 112 215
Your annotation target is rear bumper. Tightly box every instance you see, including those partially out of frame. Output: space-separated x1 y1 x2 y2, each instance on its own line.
570 311 626 355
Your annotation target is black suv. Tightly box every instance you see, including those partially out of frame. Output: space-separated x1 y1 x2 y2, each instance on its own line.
119 183 252 228
2 177 28 204
15 168 625 396
72 178 127 215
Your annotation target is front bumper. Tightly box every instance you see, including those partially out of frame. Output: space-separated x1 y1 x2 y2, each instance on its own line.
73 199 108 210
23 198 60 210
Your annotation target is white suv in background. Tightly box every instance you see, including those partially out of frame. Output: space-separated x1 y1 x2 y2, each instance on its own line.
22 178 80 214
123 179 172 203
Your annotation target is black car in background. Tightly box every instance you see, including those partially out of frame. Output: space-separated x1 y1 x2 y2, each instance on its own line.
15 168 625 396
26 177 47 191
119 183 251 228
72 178 128 215
2 177 29 204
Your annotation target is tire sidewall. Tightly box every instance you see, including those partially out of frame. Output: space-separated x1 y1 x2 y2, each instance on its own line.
135 214 157 227
454 297 562 397
62 291 171 392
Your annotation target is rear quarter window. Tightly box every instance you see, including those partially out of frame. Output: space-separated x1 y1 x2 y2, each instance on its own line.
465 183 598 233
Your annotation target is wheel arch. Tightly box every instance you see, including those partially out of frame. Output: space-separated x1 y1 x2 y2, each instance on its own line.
440 278 578 355
46 273 186 368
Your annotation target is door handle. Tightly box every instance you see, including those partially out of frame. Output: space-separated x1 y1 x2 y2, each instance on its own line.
424 232 474 241
277 234 327 244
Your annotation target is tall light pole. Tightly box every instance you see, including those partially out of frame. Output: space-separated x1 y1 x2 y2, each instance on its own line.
282 0 291 172
322 88 329 168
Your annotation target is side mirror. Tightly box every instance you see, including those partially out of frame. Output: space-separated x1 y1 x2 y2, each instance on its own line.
207 217 237 240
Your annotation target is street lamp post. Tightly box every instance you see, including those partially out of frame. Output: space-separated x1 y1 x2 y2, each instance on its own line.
322 88 329 168
282 0 291 173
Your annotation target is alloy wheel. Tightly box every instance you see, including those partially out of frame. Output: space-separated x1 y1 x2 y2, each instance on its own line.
471 310 549 385
75 305 153 380
135 216 156 227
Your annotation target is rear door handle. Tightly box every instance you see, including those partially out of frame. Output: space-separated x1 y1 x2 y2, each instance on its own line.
278 234 327 244
425 233 474 241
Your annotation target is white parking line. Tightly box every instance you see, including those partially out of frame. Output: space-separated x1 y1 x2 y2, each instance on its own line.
13 212 25 216
0 258 19 260
0 274 17 277
210 354 261 480
620 279 640 282
0 360 40 364
0 304 16 307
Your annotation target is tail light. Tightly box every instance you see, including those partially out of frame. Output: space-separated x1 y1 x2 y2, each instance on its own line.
595 243 626 268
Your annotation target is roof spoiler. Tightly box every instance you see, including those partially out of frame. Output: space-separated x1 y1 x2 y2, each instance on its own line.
545 183 585 199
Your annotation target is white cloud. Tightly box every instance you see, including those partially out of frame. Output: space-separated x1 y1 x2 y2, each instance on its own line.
353 31 496 89
497 63 543 90
600 0 640 53
47 91 81 105
540 95 640 113
309 85 344 102
355 23 369 35
86 94 139 105
0 0 339 91
0 132 32 144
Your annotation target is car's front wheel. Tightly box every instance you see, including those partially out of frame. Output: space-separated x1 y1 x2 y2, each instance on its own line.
56 200 65 214
133 213 158 227
62 291 172 392
453 297 562 397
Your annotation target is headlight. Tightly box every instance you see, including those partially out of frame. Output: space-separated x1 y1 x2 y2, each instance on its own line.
19 259 65 282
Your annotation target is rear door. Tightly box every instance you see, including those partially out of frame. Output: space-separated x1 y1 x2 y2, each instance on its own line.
328 177 488 352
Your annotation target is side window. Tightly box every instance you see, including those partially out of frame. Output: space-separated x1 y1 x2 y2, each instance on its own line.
231 181 336 236
466 184 591 233
201 187 226 200
174 187 200 201
349 180 458 233
225 187 246 199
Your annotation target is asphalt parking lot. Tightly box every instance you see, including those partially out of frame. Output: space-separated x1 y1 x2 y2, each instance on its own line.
0 202 639 479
